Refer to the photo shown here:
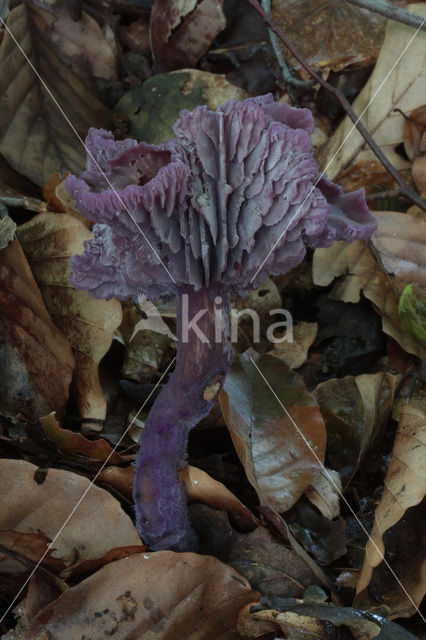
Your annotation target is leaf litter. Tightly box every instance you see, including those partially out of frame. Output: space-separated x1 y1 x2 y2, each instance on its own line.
0 1 426 638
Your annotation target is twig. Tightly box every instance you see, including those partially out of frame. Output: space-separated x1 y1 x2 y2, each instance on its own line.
346 0 426 32
260 0 314 91
245 0 426 213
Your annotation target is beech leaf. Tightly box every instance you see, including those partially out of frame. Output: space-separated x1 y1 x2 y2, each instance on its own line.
0 238 74 420
0 459 141 569
17 211 122 430
355 403 426 618
0 3 112 186
22 551 257 640
220 350 326 512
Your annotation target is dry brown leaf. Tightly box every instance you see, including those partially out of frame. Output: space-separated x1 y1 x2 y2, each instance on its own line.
403 104 426 161
22 551 257 640
42 7 118 81
39 413 129 464
313 372 400 483
17 212 122 430
179 465 257 532
271 0 385 76
370 211 426 289
97 462 257 531
0 530 65 574
0 4 112 186
0 238 74 419
313 235 425 359
220 350 326 512
320 3 426 181
305 469 342 520
150 0 226 71
0 459 141 569
355 403 426 618
268 321 318 370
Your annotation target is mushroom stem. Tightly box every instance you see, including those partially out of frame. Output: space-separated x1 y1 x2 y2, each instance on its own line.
133 283 233 551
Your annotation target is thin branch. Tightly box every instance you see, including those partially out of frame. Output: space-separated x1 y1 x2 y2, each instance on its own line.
346 0 426 32
245 0 426 213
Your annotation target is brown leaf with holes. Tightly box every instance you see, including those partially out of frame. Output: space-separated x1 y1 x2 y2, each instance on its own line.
0 238 74 420
0 4 112 186
22 551 257 640
17 212 122 430
150 0 226 71
271 0 385 76
0 459 141 570
355 403 426 619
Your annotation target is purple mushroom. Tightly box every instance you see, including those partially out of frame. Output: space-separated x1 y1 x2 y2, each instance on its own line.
66 94 377 551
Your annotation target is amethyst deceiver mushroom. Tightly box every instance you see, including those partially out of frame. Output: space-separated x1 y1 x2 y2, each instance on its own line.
66 94 377 551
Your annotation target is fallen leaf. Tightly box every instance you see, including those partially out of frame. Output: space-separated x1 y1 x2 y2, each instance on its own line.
271 0 385 76
39 413 128 464
268 321 318 370
63 545 147 581
398 284 426 348
320 4 426 180
0 459 141 569
238 603 418 640
403 104 426 161
22 551 257 640
370 211 426 290
40 6 118 81
355 403 426 618
116 69 249 145
97 462 257 531
305 469 342 520
191 504 322 598
0 215 16 249
313 236 426 359
17 211 122 430
150 0 226 71
220 349 326 512
313 372 400 483
0 530 65 574
179 465 257 532
0 238 74 420
0 3 112 186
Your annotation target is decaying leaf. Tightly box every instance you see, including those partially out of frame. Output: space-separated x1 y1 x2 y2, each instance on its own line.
97 462 257 531
320 4 426 182
17 212 122 430
313 372 400 483
237 603 418 640
0 459 141 569
355 403 426 618
191 504 324 598
268 321 318 370
313 233 426 359
0 214 16 249
116 69 248 145
220 350 326 512
22 551 257 640
150 0 226 71
39 413 128 464
0 530 65 574
271 0 385 76
305 469 342 520
403 104 426 161
0 239 74 420
0 3 112 186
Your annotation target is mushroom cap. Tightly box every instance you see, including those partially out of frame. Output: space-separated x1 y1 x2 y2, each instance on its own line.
67 94 376 300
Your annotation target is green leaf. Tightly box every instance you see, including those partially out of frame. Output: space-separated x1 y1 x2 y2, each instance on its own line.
398 284 426 348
